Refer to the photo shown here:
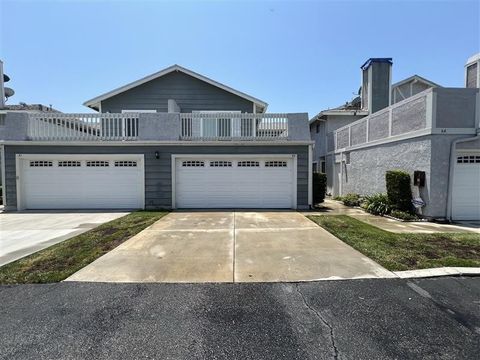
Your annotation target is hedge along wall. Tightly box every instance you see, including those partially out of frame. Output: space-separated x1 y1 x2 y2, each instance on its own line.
313 173 327 204
385 170 412 212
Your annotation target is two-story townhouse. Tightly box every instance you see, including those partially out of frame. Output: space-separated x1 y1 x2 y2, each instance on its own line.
0 65 313 211
324 55 480 221
310 58 442 196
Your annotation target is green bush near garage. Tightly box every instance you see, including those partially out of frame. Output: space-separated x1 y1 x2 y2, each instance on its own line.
362 193 391 216
312 172 327 204
385 170 413 212
341 193 362 207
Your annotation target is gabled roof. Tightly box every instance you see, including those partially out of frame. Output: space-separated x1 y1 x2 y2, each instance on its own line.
391 74 441 89
83 64 268 112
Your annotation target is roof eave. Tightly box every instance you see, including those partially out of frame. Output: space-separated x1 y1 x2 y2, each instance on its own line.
83 64 268 111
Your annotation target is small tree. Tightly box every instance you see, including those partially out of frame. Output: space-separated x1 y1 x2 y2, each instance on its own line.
313 173 327 205
385 170 413 212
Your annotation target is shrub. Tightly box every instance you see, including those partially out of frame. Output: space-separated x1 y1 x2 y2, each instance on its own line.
312 173 327 204
385 170 413 212
341 193 362 207
332 195 343 201
390 210 419 221
363 193 391 216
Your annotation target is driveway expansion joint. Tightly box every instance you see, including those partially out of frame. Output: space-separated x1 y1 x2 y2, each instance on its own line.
295 283 339 360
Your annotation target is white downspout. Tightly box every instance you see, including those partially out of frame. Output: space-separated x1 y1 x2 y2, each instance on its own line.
0 144 6 207
308 143 313 208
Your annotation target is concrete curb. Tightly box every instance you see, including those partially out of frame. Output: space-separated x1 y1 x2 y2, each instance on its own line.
393 267 480 279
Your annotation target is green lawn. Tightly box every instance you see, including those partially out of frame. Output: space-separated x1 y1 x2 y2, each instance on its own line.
0 211 168 284
308 215 480 271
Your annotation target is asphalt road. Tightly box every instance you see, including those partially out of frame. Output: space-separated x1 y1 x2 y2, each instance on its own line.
1 277 479 360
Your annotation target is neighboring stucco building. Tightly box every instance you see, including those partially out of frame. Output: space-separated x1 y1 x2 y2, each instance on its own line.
310 58 441 196
318 55 480 221
0 65 312 211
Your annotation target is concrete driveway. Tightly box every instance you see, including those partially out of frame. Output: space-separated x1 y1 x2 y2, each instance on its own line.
67 211 394 283
0 212 129 266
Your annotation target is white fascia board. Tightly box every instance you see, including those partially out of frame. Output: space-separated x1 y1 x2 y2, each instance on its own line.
309 110 368 123
83 65 268 111
391 75 441 90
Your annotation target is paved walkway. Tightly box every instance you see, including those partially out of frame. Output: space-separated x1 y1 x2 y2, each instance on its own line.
0 211 128 266
305 199 480 234
66 211 394 283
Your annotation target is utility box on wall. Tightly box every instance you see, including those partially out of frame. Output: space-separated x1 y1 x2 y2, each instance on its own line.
413 170 426 187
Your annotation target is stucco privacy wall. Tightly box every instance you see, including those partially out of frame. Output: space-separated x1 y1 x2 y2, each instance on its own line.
100 71 255 113
435 88 478 129
340 136 434 216
3 145 309 210
0 112 29 141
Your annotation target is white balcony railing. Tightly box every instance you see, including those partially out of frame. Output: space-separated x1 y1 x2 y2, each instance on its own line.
27 113 139 141
180 112 288 140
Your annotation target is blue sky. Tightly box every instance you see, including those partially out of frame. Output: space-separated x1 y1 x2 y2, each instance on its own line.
1 0 479 116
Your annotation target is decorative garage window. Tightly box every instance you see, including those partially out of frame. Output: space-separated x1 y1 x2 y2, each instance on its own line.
457 155 480 164
265 161 287 167
58 161 81 167
210 161 232 167
86 161 110 167
29 161 53 167
238 161 260 167
114 161 137 167
182 160 205 167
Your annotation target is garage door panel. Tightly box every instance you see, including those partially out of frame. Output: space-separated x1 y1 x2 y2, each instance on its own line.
175 156 295 209
452 157 480 221
20 156 144 210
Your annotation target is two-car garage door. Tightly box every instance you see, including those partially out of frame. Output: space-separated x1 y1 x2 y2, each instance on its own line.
18 155 144 210
174 156 296 208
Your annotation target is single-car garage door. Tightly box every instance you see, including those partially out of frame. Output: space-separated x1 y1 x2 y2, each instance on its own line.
174 156 296 208
18 154 144 210
451 153 480 220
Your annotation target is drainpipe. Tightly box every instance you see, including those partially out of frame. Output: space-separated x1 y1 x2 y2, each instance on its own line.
446 133 480 221
0 144 6 207
308 143 313 208
339 151 344 196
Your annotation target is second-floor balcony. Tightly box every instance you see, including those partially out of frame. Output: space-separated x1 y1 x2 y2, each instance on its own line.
332 87 479 152
0 111 310 143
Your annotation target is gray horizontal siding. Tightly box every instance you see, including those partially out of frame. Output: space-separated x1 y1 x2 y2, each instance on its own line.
101 71 255 113
4 145 309 210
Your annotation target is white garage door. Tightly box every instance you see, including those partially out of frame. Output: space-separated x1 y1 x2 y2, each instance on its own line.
452 153 480 220
18 155 144 210
174 156 296 208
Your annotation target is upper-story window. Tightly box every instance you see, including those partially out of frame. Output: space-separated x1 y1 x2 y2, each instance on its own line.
316 123 320 133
